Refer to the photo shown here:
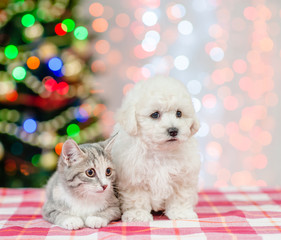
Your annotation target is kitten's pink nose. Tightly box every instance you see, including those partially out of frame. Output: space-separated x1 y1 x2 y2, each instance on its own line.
102 185 108 190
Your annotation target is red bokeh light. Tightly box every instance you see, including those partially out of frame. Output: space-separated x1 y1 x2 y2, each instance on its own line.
44 78 57 92
5 90 18 102
56 82 69 95
55 23 67 36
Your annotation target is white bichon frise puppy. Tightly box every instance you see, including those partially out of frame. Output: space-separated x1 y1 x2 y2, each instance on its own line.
111 76 201 222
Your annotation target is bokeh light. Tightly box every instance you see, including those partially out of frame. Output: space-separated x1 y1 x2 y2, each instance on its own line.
167 3 186 20
12 67 26 81
48 57 63 71
109 28 124 42
209 47 224 62
171 4 186 19
211 124 225 138
142 11 158 26
92 18 108 33
206 141 223 159
62 19 75 32
40 152 57 170
85 0 280 188
23 119 37 133
93 104 107 116
91 60 106 73
75 107 89 123
89 2 104 17
31 154 40 167
202 94 217 109
56 82 69 95
44 77 57 92
55 23 67 36
259 37 274 52
116 13 130 28
5 91 18 102
27 56 40 70
243 7 257 21
95 40 110 54
178 20 193 35
141 30 160 52
21 14 35 27
5 159 17 174
211 68 234 85
232 59 247 74
67 124 80 137
74 26 88 40
55 143 63 155
174 55 189 70
209 24 223 39
4 45 18 59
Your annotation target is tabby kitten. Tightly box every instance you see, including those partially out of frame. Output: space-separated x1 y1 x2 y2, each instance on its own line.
42 137 121 230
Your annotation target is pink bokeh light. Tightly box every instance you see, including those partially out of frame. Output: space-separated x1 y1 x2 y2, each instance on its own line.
85 0 281 187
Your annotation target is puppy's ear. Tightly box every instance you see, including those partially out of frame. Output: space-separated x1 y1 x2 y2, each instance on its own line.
190 116 200 136
116 101 138 136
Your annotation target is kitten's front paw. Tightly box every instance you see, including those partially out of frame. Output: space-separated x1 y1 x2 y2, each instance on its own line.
85 216 109 229
122 209 153 222
166 208 198 220
60 216 84 230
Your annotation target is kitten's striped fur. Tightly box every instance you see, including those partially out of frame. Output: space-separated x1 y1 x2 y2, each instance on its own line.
42 137 120 230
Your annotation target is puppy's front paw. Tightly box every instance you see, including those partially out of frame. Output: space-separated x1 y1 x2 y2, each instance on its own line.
85 216 108 228
60 216 84 230
122 209 153 222
166 208 198 220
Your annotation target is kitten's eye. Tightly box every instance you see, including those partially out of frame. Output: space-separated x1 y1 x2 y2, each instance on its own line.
176 111 182 118
85 168 96 178
106 168 112 176
150 112 160 119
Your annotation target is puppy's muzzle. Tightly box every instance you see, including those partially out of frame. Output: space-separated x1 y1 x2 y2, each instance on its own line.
167 127 178 137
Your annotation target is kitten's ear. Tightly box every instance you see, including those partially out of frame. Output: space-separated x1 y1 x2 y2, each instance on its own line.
61 139 85 166
103 133 118 153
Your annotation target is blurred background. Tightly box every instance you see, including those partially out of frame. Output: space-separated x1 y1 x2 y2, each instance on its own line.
0 0 280 188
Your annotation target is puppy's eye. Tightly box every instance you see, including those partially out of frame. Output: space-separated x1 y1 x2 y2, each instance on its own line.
150 112 160 119
176 111 182 118
85 168 96 177
106 167 112 176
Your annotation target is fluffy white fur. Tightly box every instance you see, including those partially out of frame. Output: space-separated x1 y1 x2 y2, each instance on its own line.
111 76 201 222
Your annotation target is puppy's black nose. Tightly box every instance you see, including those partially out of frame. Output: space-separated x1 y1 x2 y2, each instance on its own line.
168 127 178 137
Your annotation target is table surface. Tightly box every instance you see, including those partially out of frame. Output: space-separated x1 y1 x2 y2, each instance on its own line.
0 187 281 239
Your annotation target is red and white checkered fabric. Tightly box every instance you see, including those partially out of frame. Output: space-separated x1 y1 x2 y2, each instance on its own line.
0 187 281 239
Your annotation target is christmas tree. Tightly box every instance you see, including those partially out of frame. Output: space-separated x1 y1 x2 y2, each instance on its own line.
0 0 105 187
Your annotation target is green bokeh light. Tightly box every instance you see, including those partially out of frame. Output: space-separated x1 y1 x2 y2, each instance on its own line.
74 26 88 40
31 154 40 167
4 45 18 59
12 67 26 81
62 19 75 32
21 14 35 27
67 124 80 137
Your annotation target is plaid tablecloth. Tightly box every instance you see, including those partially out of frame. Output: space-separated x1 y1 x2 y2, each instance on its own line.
0 187 281 239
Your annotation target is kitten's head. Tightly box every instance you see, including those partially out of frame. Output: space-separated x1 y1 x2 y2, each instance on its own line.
58 136 116 197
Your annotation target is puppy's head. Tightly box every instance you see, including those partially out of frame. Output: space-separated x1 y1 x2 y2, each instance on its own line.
116 77 200 146
115 86 139 136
